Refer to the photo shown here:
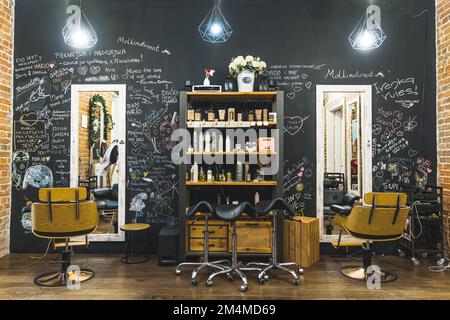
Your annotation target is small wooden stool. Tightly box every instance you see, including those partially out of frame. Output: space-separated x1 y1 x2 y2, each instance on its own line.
120 223 151 264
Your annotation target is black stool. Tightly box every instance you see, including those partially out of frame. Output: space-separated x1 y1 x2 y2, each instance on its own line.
176 201 229 285
247 198 303 285
120 223 151 264
205 202 260 292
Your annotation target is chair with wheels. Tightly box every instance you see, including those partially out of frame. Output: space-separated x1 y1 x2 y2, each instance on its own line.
31 187 99 287
205 202 260 292
332 192 409 282
176 201 229 285
247 198 303 285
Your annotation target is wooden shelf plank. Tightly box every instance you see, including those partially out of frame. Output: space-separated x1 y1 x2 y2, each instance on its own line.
186 181 277 186
186 121 277 128
187 91 277 101
186 151 277 155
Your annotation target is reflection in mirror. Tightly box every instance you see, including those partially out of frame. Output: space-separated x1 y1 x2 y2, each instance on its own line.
78 91 120 234
322 92 362 236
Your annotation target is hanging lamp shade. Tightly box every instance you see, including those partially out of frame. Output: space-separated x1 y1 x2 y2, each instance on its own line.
349 5 386 50
62 5 98 49
198 2 233 43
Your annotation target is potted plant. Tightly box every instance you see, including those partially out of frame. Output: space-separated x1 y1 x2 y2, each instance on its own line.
229 55 267 92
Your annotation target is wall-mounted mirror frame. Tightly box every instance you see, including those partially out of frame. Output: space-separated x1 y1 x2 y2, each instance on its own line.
70 84 127 242
316 85 372 243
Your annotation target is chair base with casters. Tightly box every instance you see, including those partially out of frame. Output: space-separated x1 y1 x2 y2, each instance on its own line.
246 198 303 286
339 243 397 282
205 202 261 292
176 201 230 285
34 239 95 287
120 223 151 264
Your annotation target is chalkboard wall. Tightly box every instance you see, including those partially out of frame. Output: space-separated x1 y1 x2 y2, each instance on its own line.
11 0 436 253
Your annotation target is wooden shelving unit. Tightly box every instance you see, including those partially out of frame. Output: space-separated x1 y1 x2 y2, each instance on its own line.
186 181 277 186
178 91 284 262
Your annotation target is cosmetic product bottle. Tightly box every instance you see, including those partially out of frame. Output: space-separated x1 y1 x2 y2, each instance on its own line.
204 131 211 152
226 171 233 181
207 168 213 182
187 106 195 121
221 170 226 181
193 130 198 152
199 130 204 152
211 131 217 152
208 108 215 121
194 109 202 121
236 162 243 182
199 167 206 182
245 161 251 182
225 135 231 152
218 134 224 152
191 162 198 182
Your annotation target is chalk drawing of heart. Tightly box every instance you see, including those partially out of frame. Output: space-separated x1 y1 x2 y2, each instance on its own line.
19 113 39 127
111 74 119 81
305 81 312 90
301 74 308 79
131 147 141 157
408 149 418 157
374 178 383 191
287 92 295 100
372 124 382 135
77 66 88 76
89 66 101 75
284 116 306 136
292 83 303 92
49 63 55 69
392 119 402 131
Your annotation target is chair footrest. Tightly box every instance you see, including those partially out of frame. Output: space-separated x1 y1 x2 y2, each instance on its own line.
54 241 87 248
331 241 364 247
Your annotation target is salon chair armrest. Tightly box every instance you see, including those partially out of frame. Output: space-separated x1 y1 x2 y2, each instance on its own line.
330 204 353 216
92 188 111 199
342 194 360 206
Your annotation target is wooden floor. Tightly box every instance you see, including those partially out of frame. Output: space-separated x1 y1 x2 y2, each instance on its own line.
0 253 449 300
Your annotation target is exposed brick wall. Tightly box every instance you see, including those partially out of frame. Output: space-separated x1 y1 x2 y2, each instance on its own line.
436 0 450 258
78 92 113 180
0 0 13 258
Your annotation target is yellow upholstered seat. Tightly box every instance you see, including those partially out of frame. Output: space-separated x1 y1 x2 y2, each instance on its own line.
31 187 99 287
333 192 409 282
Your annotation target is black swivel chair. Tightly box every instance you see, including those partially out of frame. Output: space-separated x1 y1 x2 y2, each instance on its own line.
176 201 229 285
205 202 260 292
247 198 303 285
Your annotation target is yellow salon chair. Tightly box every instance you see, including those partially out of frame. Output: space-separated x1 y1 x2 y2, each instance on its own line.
332 192 409 282
31 187 99 287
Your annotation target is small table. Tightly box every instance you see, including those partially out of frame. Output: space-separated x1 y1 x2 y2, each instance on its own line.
120 223 151 264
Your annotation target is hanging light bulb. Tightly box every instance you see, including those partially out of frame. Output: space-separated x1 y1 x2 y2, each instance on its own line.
62 3 98 49
198 0 233 43
349 5 386 50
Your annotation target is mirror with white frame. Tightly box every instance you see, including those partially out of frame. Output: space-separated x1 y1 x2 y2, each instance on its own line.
70 84 127 241
316 85 372 243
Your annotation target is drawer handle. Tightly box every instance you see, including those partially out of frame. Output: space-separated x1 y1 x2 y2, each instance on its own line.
210 231 215 234
246 223 259 226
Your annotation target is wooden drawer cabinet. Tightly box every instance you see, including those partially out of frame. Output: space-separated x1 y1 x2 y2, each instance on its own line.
189 238 228 252
189 224 228 238
232 221 272 254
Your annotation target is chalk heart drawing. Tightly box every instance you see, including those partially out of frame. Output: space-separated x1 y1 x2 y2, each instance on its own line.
305 81 312 90
392 119 402 131
301 74 308 79
89 66 101 75
77 66 88 76
408 149 418 157
373 124 382 135
284 116 307 136
131 147 141 157
19 113 38 127
287 92 295 100
111 74 119 81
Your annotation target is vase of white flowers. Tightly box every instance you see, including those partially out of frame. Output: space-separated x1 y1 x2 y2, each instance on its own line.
229 55 267 92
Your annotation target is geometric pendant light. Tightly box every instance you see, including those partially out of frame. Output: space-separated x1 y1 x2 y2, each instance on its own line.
62 3 98 49
198 0 233 43
349 5 386 50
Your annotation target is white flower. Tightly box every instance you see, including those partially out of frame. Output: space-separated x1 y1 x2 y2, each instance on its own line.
251 60 260 69
261 61 267 69
245 55 254 62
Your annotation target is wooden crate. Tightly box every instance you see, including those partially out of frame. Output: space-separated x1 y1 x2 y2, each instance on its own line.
283 216 320 268
231 221 272 254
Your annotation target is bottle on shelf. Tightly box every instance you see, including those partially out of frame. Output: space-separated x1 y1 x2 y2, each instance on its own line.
191 162 199 182
245 161 251 182
218 133 224 152
199 130 204 152
204 131 211 152
193 130 198 152
211 131 217 152
236 161 243 182
199 166 206 182
207 168 213 182
225 135 231 152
